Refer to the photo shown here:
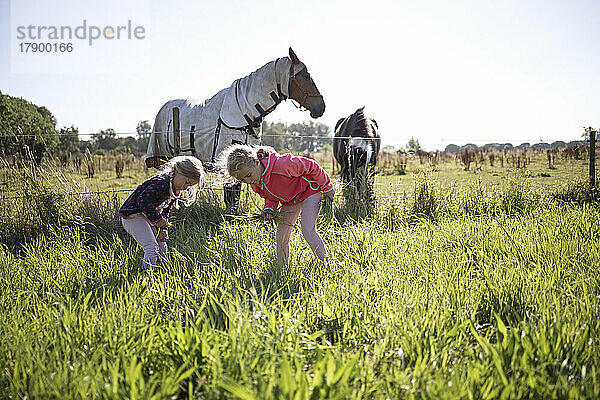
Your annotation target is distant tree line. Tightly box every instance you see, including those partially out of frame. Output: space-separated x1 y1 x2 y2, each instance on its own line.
261 121 332 154
0 91 150 164
1 92 338 165
443 141 588 154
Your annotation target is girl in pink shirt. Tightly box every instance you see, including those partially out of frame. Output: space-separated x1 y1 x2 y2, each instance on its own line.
220 145 335 265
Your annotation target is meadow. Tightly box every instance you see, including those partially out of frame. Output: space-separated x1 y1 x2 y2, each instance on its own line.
0 151 599 399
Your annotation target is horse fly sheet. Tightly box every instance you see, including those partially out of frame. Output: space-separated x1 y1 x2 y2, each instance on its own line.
146 56 306 167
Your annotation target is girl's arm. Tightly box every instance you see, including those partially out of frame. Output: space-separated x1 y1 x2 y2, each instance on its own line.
279 154 334 192
137 178 169 224
263 198 279 213
250 183 280 212
161 199 176 220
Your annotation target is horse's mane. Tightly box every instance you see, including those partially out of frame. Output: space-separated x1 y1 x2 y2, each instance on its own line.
347 107 375 138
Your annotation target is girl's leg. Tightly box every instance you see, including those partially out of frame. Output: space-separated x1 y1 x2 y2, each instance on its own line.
121 215 163 268
275 203 302 264
300 192 327 260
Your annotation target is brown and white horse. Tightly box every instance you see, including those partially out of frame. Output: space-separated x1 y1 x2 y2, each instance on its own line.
145 47 325 206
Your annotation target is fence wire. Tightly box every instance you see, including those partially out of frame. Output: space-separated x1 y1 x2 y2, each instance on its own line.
0 131 385 141
1 129 596 202
0 185 231 201
0 132 572 144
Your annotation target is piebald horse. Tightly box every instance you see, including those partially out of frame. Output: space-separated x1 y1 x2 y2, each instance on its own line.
333 107 380 182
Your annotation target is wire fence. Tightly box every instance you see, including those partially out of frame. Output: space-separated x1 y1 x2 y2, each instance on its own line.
0 184 237 201
0 130 577 144
0 188 133 201
1 131 384 141
0 179 416 201
1 127 596 203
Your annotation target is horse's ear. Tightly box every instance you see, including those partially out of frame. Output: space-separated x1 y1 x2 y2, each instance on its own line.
335 117 345 133
289 47 300 64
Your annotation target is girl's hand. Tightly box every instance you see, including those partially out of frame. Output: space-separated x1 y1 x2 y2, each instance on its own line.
155 217 169 228
157 227 168 242
262 209 274 221
323 188 335 201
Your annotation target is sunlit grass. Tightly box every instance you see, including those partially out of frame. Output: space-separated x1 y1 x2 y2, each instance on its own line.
0 156 599 398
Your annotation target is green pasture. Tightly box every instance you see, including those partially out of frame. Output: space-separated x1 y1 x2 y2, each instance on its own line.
0 154 599 398
19 151 591 198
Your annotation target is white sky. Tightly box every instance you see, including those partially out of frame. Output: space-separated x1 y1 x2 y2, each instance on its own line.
1 0 599 150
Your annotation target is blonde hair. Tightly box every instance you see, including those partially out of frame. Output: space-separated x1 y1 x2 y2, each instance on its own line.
158 155 206 206
217 144 273 181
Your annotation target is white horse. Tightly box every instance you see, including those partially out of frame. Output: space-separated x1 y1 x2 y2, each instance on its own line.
146 48 325 205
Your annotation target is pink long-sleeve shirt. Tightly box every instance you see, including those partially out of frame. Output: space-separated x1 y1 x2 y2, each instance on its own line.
251 151 334 211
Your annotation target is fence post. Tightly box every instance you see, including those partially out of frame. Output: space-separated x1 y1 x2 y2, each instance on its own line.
590 128 596 188
173 107 180 155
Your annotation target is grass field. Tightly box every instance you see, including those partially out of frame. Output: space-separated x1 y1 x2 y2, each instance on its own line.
1 153 599 398
2 150 589 197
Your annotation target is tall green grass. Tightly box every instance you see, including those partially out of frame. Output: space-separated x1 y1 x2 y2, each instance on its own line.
0 166 125 249
1 203 599 398
1 166 599 398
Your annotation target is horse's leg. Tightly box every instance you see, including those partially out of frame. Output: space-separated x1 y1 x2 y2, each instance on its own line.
341 163 349 182
224 182 242 209
223 137 246 208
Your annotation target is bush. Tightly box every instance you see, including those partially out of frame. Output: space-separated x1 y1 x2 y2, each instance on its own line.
497 171 539 215
0 165 125 250
409 170 440 220
375 170 544 229
552 178 599 205
335 167 376 223
459 180 493 216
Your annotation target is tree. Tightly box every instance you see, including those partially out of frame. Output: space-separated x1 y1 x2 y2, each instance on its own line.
57 126 81 155
137 120 152 138
91 128 119 152
91 128 116 142
0 91 58 164
262 121 288 150
289 121 330 153
262 121 331 153
407 137 421 152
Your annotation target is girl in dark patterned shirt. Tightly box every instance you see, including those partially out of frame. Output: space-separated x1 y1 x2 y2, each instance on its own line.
119 156 205 269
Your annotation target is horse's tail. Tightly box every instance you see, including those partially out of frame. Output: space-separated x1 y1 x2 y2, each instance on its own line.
145 103 170 168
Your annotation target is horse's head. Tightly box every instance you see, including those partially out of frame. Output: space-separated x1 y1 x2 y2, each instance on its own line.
287 47 325 118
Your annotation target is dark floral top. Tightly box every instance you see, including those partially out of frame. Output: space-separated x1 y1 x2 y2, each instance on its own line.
118 173 176 223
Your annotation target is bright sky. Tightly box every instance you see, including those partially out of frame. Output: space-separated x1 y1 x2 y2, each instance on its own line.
1 0 599 150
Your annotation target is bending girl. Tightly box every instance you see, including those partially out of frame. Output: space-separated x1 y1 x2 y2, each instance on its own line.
220 145 334 265
119 156 205 269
